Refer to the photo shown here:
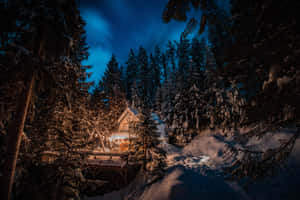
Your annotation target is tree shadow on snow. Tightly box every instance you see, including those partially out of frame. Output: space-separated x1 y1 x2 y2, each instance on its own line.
168 166 243 200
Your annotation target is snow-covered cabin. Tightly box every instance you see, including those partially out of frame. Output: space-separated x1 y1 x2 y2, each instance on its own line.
109 106 167 152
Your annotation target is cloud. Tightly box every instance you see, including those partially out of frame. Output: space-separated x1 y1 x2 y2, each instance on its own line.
81 8 111 45
103 0 131 21
133 21 186 52
79 0 190 85
82 46 112 83
80 8 113 85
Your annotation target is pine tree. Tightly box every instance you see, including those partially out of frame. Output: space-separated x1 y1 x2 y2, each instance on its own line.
176 34 190 90
89 81 113 149
125 49 138 101
101 55 127 130
166 41 176 72
130 106 166 177
161 53 168 81
227 0 300 126
160 42 177 129
149 53 161 104
155 86 162 114
131 81 142 111
137 46 150 106
154 45 162 89
102 55 123 96
189 38 206 89
0 1 90 198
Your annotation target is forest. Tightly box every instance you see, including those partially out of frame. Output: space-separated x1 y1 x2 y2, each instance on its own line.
0 0 299 200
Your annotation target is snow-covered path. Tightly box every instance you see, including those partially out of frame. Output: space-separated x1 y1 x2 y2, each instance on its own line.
140 142 248 200
141 167 246 200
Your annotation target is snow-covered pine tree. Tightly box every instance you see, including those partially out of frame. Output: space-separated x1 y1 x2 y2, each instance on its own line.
149 52 161 104
149 54 157 104
176 34 190 90
137 46 150 107
169 84 207 144
189 38 206 89
155 86 163 115
130 104 166 178
153 45 162 89
90 81 113 150
160 41 177 121
161 53 168 81
0 0 92 199
125 49 138 102
166 41 176 72
101 55 126 129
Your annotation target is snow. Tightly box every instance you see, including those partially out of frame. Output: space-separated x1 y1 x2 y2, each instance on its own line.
109 134 130 140
151 113 164 124
182 133 234 169
244 128 297 151
151 113 168 142
129 107 139 115
139 128 300 200
139 169 183 200
88 127 300 200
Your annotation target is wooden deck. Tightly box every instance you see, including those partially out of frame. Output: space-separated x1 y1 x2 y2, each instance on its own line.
86 151 128 167
41 149 129 167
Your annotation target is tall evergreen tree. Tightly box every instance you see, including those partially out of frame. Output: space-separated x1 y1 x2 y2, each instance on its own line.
125 49 138 101
149 53 161 104
153 46 162 89
154 46 162 87
130 106 166 176
166 41 176 72
101 55 126 129
137 46 150 106
176 34 190 90
189 38 206 88
149 54 157 103
102 55 123 96
0 1 90 198
161 53 168 81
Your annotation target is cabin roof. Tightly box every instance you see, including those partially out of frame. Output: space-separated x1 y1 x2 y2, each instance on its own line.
116 106 165 129
117 107 139 123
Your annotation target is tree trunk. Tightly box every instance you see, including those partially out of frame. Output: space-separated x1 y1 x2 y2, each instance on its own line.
1 71 35 200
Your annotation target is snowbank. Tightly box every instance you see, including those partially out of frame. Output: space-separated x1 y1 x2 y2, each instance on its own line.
244 128 297 151
139 166 247 200
244 130 300 200
139 169 183 200
88 127 300 200
182 130 236 169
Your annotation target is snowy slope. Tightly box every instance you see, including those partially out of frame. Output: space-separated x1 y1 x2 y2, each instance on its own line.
140 128 300 200
88 128 300 200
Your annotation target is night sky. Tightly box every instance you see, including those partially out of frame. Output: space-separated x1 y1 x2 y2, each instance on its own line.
79 0 188 84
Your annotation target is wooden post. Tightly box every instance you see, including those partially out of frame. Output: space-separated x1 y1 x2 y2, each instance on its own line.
1 71 35 200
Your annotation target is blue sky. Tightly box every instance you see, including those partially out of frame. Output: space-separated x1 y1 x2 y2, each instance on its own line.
79 0 187 84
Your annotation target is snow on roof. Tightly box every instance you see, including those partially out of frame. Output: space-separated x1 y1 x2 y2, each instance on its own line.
151 113 164 124
118 106 165 124
129 107 138 115
117 107 139 123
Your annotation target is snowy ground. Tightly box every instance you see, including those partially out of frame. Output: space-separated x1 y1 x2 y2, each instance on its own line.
87 128 300 200
140 136 247 200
